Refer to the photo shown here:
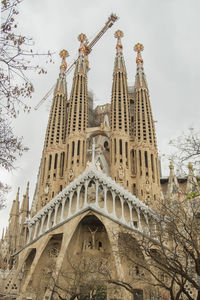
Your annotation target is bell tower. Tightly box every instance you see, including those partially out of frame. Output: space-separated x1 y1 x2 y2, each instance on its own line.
65 34 89 182
110 30 131 189
32 50 69 213
131 43 161 205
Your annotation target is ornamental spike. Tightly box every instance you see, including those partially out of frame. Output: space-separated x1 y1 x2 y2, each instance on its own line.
59 49 69 74
114 29 124 55
134 43 144 68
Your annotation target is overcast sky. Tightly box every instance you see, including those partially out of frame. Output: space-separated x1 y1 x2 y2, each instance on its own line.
1 0 200 235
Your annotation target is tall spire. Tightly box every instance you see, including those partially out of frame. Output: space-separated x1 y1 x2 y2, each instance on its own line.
113 30 126 73
7 188 20 253
110 30 131 189
166 162 180 199
10 187 20 217
18 182 30 248
32 51 69 213
65 34 89 181
131 44 161 206
54 49 69 95
134 43 148 90
20 181 29 214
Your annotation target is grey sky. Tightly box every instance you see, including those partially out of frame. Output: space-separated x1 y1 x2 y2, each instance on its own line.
1 0 200 235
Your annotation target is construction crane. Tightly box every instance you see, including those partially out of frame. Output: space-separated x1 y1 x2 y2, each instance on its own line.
34 14 118 110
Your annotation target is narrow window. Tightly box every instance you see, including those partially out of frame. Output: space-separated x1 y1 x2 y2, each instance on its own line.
125 142 128 159
42 157 46 182
54 153 58 169
145 151 148 168
139 150 142 166
48 155 52 171
72 141 75 157
119 139 122 155
77 140 80 156
60 152 65 177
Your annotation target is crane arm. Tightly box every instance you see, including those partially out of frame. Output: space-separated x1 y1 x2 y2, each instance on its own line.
86 14 118 53
34 14 118 110
34 84 56 110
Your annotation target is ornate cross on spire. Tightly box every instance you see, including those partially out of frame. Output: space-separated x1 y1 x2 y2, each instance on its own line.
59 49 69 74
114 29 124 55
78 33 87 57
134 43 144 68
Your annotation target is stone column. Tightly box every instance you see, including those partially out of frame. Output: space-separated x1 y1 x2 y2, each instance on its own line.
103 187 108 213
46 209 53 231
112 192 116 218
39 214 46 235
128 204 133 227
27 225 33 244
136 208 142 232
76 186 81 212
144 213 150 235
33 221 39 240
95 180 99 208
60 198 66 222
68 192 73 217
53 203 59 227
120 197 125 222
84 180 88 207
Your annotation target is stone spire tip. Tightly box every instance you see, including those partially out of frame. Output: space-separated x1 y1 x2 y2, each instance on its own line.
114 29 124 55
59 49 69 73
134 43 144 65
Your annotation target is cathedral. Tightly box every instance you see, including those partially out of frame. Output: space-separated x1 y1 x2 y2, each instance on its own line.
0 15 196 300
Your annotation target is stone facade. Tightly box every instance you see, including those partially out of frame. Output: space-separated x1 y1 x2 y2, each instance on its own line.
0 31 197 300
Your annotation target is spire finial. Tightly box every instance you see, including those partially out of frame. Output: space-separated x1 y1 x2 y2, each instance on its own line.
59 49 69 73
16 187 20 201
78 33 87 57
114 30 124 54
26 181 29 196
134 43 144 68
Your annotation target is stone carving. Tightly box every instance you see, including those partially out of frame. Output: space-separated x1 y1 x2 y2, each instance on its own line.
41 199 48 207
68 169 74 182
44 184 49 195
95 160 101 170
88 226 98 249
104 114 109 127
48 244 59 258
146 180 150 194
118 164 124 181
86 161 93 168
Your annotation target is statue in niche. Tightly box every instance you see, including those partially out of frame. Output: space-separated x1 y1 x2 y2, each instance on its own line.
44 184 49 195
104 114 109 128
68 169 74 182
95 160 101 170
88 226 98 249
41 198 48 207
146 180 150 194
86 161 93 168
118 164 124 181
